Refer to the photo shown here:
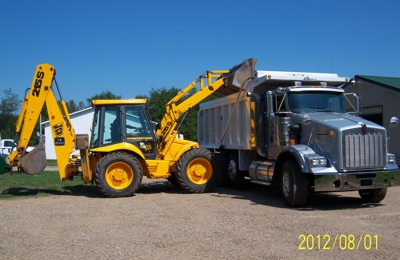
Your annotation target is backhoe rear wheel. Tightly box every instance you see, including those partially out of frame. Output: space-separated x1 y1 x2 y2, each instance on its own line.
176 148 217 193
94 152 143 198
167 173 180 187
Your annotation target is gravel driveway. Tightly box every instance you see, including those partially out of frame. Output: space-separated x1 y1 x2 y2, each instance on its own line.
1 178 399 260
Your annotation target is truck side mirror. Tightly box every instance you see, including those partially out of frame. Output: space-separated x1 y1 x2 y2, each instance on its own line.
343 93 361 115
390 117 399 128
388 117 399 150
302 115 312 126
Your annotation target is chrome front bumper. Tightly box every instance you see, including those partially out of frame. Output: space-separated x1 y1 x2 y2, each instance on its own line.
313 169 400 192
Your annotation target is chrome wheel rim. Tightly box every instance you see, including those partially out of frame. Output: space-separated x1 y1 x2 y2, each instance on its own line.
228 160 237 180
282 171 290 197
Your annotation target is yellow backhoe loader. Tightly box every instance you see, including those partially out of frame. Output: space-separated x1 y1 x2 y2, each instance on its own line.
6 59 255 197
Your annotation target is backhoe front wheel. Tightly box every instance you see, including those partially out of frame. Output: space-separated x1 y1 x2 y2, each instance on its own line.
94 152 143 198
176 148 217 193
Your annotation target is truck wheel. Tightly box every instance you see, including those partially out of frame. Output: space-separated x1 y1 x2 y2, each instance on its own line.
94 152 143 198
227 153 245 189
358 188 387 203
281 160 307 207
214 153 230 187
176 148 217 193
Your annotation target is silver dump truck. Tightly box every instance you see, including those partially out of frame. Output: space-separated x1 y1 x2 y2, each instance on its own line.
198 58 400 207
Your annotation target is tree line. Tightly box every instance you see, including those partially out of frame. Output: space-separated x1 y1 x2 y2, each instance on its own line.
0 86 215 145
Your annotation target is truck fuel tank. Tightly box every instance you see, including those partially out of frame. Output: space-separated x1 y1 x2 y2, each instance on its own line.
249 160 274 182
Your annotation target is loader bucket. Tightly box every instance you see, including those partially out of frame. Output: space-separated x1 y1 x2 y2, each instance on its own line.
231 58 258 87
19 142 47 175
217 58 258 98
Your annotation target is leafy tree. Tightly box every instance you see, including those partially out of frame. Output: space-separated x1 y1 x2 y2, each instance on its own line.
0 88 20 115
135 94 149 100
66 100 87 113
86 90 121 106
0 88 21 139
145 87 181 123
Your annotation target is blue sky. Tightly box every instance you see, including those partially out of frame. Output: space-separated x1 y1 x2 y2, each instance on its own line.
1 0 400 104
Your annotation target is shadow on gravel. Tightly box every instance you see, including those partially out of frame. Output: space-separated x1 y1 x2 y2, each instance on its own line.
138 180 189 194
2 179 387 211
1 179 197 199
212 179 386 211
2 185 99 198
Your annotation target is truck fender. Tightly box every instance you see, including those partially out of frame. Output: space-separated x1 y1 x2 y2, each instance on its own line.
279 144 314 173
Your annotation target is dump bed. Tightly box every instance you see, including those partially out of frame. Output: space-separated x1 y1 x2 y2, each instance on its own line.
198 70 349 149
198 92 252 150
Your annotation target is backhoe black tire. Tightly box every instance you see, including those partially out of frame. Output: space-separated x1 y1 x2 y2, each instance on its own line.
281 160 307 207
358 188 387 203
176 148 217 193
94 152 143 198
227 153 246 189
167 173 180 187
214 153 230 187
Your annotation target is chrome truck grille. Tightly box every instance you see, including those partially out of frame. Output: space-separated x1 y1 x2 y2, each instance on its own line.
343 133 385 170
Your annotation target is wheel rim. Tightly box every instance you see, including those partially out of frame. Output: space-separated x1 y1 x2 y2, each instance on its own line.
105 161 134 189
282 171 290 197
227 160 237 180
187 158 213 185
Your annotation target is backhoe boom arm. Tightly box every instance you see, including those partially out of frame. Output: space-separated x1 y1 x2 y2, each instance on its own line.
7 64 78 179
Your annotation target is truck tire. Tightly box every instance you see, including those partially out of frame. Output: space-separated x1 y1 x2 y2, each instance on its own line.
281 160 307 207
176 148 217 193
227 153 245 189
358 188 387 203
94 152 143 198
214 153 230 187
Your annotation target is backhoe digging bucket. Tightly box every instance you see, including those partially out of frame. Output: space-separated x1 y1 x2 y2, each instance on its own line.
19 142 47 175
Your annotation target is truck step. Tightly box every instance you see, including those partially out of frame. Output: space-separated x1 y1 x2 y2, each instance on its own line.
250 180 272 186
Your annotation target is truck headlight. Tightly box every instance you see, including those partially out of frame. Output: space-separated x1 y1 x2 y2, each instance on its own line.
310 157 327 167
387 154 396 164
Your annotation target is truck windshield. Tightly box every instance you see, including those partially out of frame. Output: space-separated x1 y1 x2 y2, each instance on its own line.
288 91 345 113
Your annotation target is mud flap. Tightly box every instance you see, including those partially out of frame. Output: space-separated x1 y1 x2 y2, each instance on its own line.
19 142 47 175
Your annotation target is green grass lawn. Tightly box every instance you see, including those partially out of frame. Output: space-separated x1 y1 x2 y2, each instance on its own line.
46 159 58 166
0 170 98 199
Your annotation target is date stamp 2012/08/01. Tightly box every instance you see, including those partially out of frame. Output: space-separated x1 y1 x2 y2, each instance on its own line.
298 234 378 251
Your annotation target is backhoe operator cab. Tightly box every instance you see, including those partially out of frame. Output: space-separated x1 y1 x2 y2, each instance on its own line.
91 100 156 158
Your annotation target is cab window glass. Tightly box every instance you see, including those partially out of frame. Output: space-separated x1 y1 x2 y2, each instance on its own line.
104 107 120 144
90 108 101 148
125 107 153 139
